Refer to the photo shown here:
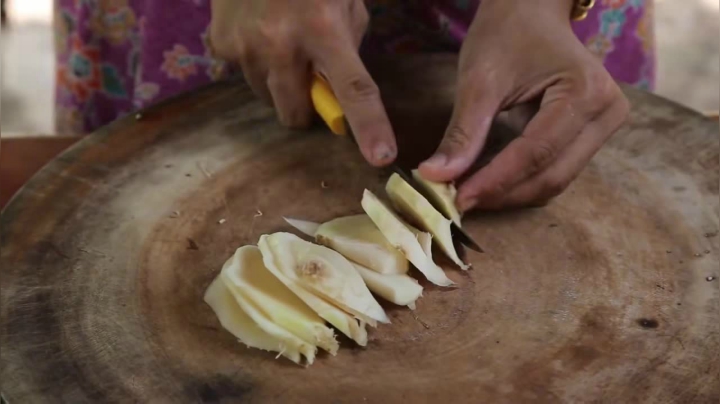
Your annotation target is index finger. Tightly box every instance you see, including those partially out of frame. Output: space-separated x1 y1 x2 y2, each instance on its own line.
316 48 396 167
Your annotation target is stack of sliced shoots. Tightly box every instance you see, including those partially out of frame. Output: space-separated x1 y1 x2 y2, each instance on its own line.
204 170 475 366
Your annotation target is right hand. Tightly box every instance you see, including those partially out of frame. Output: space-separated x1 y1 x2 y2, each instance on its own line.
210 0 397 166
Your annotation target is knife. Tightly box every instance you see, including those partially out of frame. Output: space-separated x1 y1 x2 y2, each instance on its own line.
309 74 484 253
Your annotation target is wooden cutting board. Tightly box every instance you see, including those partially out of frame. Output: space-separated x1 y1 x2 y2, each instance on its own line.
1 55 718 403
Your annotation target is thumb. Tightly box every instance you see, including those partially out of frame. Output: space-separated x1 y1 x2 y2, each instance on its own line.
418 81 500 182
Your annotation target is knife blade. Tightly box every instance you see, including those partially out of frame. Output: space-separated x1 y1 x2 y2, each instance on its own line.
309 73 484 253
391 166 484 253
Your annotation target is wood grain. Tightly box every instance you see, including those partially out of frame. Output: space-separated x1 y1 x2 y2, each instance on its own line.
1 55 718 403
0 136 81 209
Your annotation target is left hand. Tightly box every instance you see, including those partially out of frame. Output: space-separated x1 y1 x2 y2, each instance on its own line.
418 0 630 211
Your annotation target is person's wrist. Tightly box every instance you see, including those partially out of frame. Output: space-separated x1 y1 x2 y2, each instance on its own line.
480 0 575 21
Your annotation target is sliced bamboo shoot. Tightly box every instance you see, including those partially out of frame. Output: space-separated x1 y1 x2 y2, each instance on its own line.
315 215 409 275
411 169 462 226
352 263 423 309
222 246 338 354
386 173 469 270
204 276 303 364
220 257 317 364
259 264 368 346
285 215 409 275
405 223 435 263
258 232 390 325
361 189 454 287
283 217 320 238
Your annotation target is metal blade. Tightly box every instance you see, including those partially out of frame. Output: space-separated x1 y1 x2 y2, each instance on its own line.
450 222 484 253
342 118 484 253
389 164 484 253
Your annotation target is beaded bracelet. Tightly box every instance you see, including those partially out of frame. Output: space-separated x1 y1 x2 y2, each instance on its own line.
571 0 595 21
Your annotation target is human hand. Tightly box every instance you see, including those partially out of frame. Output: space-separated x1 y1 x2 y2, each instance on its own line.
210 0 397 166
418 0 630 211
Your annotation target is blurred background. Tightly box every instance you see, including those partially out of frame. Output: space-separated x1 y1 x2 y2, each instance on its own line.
1 0 718 136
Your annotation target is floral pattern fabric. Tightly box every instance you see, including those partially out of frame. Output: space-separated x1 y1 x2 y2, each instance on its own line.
54 0 655 135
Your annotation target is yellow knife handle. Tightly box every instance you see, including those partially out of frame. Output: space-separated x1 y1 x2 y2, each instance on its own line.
310 73 347 136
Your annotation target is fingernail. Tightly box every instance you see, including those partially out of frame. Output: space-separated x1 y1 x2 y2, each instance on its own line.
459 197 478 212
421 153 448 169
373 142 396 162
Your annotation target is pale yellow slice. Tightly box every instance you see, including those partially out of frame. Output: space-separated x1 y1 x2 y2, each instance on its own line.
258 236 369 345
222 246 338 354
352 263 423 309
283 217 320 238
219 256 317 365
258 232 390 325
411 169 462 226
403 222 433 259
285 215 409 275
315 214 409 275
274 272 368 346
204 276 303 364
386 173 469 270
361 189 454 287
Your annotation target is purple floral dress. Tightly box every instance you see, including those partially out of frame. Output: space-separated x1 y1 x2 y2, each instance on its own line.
54 0 655 135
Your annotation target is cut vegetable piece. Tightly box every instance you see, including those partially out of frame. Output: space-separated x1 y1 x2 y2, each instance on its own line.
386 173 469 270
411 169 462 226
283 217 320 238
405 223 434 260
219 257 317 364
276 269 368 345
352 263 423 308
204 276 302 364
258 240 368 345
222 246 338 355
259 232 389 325
315 214 409 275
404 222 435 298
285 215 409 276
361 189 454 287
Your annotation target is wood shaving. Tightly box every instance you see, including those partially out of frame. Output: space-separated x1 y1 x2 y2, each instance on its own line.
197 161 213 178
218 218 226 224
412 313 430 329
169 211 181 218
321 181 329 189
254 210 263 218
48 243 69 259
78 247 107 257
